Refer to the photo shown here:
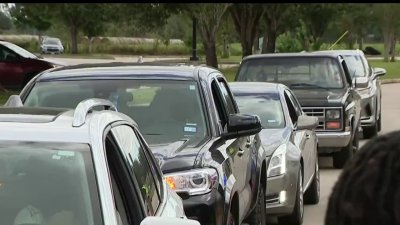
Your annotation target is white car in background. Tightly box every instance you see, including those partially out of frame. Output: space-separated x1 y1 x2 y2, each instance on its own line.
41 37 64 54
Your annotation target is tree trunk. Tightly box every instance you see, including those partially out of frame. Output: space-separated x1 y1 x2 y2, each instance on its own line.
70 26 78 54
253 32 259 54
241 40 253 58
266 29 277 53
222 38 230 58
390 36 396 62
261 31 268 53
88 37 94 54
383 32 391 62
203 41 218 69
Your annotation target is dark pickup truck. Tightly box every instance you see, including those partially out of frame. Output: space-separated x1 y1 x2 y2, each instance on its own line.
17 63 269 225
235 52 362 169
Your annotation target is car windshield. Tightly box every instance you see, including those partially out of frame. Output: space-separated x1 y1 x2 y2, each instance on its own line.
1 42 38 59
0 141 103 225
43 38 61 45
24 79 208 146
236 57 344 89
343 55 367 77
233 92 285 129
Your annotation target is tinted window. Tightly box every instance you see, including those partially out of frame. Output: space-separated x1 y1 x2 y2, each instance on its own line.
24 80 208 146
237 57 344 89
218 79 237 115
0 141 102 225
43 38 61 45
1 42 37 59
286 90 303 116
284 92 299 125
233 92 285 129
343 55 368 77
0 45 18 61
111 125 160 216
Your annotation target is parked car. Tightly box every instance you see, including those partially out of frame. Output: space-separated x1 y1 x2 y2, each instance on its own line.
0 98 198 225
40 37 64 54
230 82 320 225
16 62 267 225
317 50 386 138
235 52 362 169
0 40 65 89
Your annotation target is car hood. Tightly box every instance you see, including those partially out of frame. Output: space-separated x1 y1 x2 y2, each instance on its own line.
259 128 290 156
149 140 201 173
291 88 347 107
39 58 67 66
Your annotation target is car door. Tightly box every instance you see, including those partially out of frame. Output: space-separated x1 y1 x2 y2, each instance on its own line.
284 89 315 185
211 76 253 221
0 44 22 88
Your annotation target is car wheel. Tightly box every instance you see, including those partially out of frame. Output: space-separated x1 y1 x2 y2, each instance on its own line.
363 123 378 139
304 160 320 204
333 128 359 169
247 185 266 225
278 169 303 225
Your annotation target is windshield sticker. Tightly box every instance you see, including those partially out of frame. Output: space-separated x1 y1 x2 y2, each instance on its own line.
184 126 197 133
57 151 75 157
189 85 196 90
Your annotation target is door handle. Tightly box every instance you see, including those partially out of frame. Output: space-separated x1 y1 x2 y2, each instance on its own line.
238 148 245 157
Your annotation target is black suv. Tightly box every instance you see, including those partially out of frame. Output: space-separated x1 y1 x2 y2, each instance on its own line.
235 52 362 169
17 63 268 225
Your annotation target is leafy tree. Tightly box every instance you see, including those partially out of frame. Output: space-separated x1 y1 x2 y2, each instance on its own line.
0 11 12 31
261 4 299 53
299 4 343 51
230 4 264 58
184 3 230 68
10 3 52 41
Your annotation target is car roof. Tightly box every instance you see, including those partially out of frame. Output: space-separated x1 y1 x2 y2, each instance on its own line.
242 52 342 62
35 63 219 82
0 103 136 144
229 82 284 94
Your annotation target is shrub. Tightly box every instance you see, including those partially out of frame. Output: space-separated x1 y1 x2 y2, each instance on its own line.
276 32 303 53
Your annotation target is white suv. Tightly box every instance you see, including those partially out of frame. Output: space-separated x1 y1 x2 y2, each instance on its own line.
0 97 199 225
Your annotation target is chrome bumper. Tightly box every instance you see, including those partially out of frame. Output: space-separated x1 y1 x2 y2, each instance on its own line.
316 131 351 148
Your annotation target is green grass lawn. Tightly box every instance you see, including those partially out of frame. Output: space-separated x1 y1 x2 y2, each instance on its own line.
37 53 116 60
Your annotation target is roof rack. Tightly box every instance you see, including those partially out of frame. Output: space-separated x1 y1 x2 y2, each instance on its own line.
72 98 117 127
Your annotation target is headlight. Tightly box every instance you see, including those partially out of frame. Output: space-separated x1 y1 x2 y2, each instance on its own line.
326 109 341 120
164 168 218 196
357 87 371 96
267 144 287 177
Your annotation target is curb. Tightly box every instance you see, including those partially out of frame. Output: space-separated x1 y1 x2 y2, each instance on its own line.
381 79 400 84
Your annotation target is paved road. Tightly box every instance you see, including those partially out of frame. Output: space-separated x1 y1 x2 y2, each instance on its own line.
299 83 400 225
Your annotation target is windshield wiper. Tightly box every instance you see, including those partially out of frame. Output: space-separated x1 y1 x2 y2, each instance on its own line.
290 83 330 90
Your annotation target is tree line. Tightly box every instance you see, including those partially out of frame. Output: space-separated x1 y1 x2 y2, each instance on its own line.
2 3 400 68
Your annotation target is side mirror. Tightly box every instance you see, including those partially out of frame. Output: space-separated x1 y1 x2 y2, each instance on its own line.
140 217 200 225
372 67 386 79
222 114 262 140
297 115 318 130
4 95 23 107
353 77 369 89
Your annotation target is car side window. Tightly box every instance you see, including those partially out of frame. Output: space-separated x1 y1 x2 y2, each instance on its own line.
211 79 228 129
284 91 299 125
0 45 17 61
217 77 237 115
285 90 302 117
111 125 161 216
104 134 144 225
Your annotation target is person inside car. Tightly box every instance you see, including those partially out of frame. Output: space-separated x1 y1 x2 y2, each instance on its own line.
325 130 400 225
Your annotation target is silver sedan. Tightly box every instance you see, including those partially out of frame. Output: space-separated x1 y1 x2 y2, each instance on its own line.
230 82 320 225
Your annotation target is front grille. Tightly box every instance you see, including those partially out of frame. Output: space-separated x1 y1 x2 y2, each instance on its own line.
302 107 325 130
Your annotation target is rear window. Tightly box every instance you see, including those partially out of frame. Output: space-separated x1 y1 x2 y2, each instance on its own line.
236 57 344 89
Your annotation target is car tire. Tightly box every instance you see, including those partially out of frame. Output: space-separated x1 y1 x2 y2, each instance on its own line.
247 185 266 225
333 128 359 169
304 160 320 204
278 169 303 225
363 123 378 139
